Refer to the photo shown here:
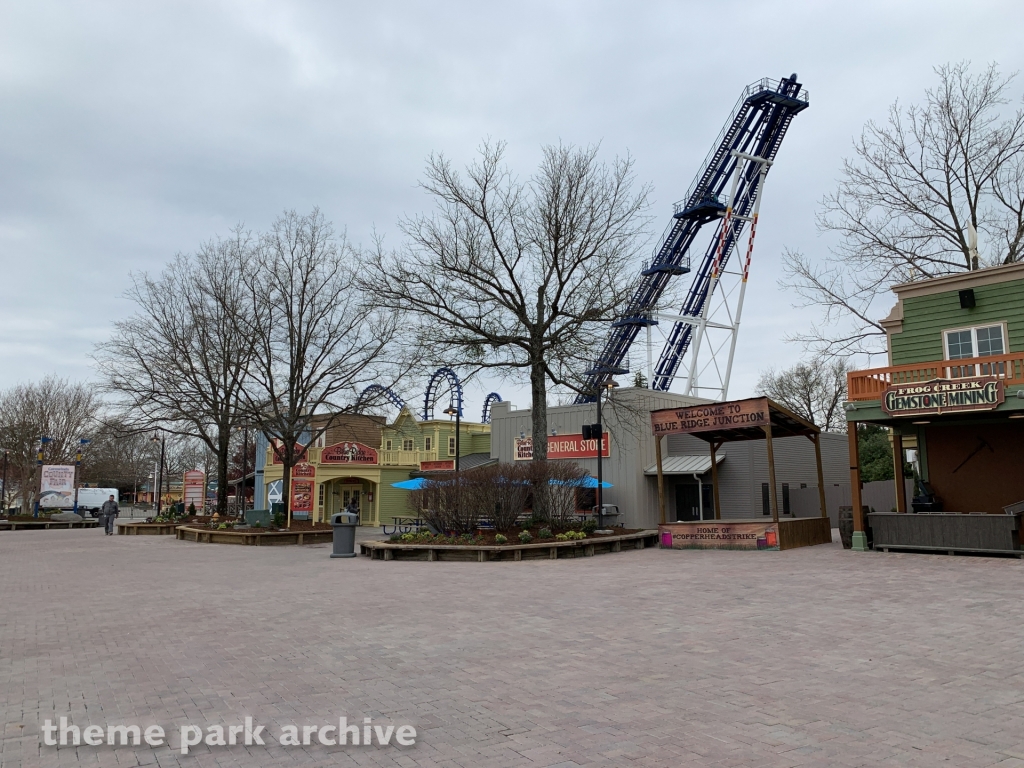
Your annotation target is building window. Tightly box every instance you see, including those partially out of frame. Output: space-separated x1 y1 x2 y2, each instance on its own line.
318 484 325 509
782 483 791 515
385 439 392 451
761 483 770 515
402 439 414 452
424 436 432 451
944 324 1005 360
448 436 456 456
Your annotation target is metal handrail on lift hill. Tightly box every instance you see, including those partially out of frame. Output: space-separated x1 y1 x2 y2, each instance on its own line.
577 75 809 402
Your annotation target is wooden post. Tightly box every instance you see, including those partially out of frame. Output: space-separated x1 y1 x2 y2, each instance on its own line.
811 433 828 519
892 432 907 514
848 423 868 551
763 425 780 523
710 441 722 520
655 434 666 525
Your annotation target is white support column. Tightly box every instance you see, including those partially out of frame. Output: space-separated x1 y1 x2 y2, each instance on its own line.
721 163 768 398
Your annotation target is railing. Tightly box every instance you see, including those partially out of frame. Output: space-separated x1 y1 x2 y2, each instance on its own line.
379 449 439 466
847 352 1024 401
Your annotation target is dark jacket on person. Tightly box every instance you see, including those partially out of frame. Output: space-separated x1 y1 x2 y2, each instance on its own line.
100 500 119 518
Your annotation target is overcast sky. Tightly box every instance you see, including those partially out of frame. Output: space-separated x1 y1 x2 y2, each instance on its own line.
2 0 1022 417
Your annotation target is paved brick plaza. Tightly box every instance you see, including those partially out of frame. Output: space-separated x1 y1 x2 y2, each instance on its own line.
3 530 1024 768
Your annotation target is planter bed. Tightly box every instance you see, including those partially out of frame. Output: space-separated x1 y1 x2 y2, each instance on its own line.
119 522 183 535
360 529 659 561
0 518 99 530
175 525 334 546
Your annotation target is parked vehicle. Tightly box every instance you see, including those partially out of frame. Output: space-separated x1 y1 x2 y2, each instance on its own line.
38 488 119 516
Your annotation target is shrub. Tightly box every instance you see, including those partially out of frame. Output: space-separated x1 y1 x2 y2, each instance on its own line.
217 523 228 529
581 518 598 534
272 511 285 528
494 533 508 544
390 533 402 542
538 527 553 539
188 502 197 515
518 530 533 543
400 532 416 542
252 521 263 529
556 530 586 541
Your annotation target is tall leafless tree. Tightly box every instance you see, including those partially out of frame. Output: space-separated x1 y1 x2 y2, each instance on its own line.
756 356 849 433
239 208 402 525
362 142 650 518
0 377 99 512
96 230 256 514
783 62 1024 356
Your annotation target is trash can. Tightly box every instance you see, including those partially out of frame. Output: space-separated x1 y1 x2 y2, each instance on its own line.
330 511 359 558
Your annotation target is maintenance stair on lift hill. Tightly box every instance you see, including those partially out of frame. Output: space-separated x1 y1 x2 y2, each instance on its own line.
579 74 809 401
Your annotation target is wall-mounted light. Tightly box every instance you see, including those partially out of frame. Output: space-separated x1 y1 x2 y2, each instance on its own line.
912 420 930 425
844 403 857 412
551 428 557 436
520 430 526 440
1017 389 1024 399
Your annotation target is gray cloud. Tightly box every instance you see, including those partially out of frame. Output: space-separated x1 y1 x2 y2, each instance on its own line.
1 0 1020 413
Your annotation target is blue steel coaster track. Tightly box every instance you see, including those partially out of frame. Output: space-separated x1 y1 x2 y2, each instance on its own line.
577 75 808 402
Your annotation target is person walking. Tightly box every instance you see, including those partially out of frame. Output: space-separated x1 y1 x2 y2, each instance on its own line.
99 495 119 536
344 498 359 520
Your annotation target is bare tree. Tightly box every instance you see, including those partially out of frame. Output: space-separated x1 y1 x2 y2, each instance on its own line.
363 141 650 518
96 230 255 514
239 209 401 525
0 377 99 512
783 62 1024 355
756 356 849 433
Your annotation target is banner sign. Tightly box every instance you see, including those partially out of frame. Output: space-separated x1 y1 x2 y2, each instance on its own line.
659 521 779 551
321 441 379 465
650 398 769 436
420 460 455 471
881 377 1004 417
291 480 314 513
513 434 611 461
271 443 307 464
183 470 205 509
293 462 316 478
39 465 75 507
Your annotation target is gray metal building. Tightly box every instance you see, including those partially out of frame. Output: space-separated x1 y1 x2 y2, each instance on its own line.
489 388 849 529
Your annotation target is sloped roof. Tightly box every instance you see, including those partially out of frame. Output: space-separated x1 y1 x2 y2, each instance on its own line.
643 453 724 476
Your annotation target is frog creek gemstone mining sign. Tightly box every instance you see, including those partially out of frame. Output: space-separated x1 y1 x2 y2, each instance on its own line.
881 377 1004 417
650 397 769 436
658 521 780 551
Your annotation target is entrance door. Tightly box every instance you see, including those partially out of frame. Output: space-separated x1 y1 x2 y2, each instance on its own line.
341 488 361 524
675 484 701 521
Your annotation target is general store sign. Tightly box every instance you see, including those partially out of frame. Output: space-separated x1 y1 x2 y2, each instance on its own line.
513 434 611 461
420 460 455 471
321 441 379 464
881 377 1004 417
650 397 769 436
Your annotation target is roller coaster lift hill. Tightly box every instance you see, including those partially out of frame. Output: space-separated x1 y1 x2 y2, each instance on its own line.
579 74 809 403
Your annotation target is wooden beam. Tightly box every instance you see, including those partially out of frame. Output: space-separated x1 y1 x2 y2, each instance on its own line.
848 423 866 539
710 441 722 520
763 425 780 523
812 433 828 519
892 432 907 514
655 434 666 525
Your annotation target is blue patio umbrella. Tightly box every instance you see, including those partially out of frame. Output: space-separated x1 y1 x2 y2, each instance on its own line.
391 478 429 490
549 476 613 489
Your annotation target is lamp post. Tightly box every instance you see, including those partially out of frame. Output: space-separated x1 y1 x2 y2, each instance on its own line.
34 436 53 517
593 378 617 529
72 438 91 515
150 432 166 516
236 424 250 517
1 448 9 515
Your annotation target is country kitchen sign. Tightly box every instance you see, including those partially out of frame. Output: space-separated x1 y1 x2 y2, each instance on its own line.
513 434 611 461
881 377 1004 417
321 441 379 464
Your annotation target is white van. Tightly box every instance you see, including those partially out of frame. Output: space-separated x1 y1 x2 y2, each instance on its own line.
38 488 119 516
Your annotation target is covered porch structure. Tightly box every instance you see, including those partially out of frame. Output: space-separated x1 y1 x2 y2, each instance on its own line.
651 397 832 551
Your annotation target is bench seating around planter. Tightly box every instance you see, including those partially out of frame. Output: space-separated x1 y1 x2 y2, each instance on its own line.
175 525 334 546
359 529 660 562
0 519 100 530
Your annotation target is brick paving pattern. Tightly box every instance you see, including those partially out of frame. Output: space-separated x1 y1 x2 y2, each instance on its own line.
2 529 1024 767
